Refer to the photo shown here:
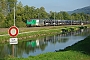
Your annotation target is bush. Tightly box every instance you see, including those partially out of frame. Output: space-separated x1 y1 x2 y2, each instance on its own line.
16 21 26 27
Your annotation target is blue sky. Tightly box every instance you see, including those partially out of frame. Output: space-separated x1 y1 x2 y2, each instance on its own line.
18 0 90 12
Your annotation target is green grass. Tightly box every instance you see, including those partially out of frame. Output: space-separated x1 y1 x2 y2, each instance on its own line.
0 28 62 42
0 32 7 35
4 51 90 60
64 34 90 55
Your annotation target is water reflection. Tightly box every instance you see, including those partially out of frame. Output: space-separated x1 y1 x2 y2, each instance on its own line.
0 29 90 58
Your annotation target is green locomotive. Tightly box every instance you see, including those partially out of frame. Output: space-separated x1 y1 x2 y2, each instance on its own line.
26 19 44 27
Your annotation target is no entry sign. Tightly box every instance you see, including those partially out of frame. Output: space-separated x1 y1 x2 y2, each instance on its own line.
8 26 19 37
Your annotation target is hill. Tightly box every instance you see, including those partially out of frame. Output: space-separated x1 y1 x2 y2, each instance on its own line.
68 6 90 14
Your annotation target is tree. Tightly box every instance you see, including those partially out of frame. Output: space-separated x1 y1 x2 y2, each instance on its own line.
39 7 48 19
0 0 8 15
49 11 54 19
5 13 14 27
49 11 57 20
71 15 75 20
23 5 31 20
16 16 26 27
71 13 80 20
85 14 90 21
6 0 17 14
61 11 70 20
0 12 6 28
58 12 64 20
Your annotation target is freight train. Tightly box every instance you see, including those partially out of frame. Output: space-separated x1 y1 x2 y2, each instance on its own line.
26 19 89 27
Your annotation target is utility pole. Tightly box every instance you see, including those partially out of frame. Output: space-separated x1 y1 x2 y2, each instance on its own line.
54 12 55 26
71 16 72 25
38 13 39 19
14 2 15 26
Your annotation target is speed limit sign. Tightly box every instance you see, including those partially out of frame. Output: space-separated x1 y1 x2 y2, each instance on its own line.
8 26 19 37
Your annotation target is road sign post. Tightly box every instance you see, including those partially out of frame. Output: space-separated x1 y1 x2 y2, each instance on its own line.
8 26 19 37
8 26 19 57
8 26 19 44
10 38 18 44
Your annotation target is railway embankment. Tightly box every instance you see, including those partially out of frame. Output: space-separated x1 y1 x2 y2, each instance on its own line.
0 25 89 43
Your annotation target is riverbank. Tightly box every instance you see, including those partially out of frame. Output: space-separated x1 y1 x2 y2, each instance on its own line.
4 33 90 60
0 25 89 43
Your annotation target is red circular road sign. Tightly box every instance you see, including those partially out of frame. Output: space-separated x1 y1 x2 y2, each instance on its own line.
8 26 19 37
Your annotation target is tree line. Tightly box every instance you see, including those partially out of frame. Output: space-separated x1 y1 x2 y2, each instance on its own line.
0 0 90 28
